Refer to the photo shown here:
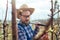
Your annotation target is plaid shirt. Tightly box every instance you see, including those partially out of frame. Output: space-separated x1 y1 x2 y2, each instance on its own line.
18 22 39 40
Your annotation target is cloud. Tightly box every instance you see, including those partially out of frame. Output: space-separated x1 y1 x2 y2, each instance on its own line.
0 0 60 21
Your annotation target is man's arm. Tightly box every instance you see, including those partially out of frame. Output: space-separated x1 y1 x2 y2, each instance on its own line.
33 26 39 37
18 26 27 40
34 17 52 40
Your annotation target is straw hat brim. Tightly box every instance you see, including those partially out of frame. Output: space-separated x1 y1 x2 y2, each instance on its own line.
17 8 34 19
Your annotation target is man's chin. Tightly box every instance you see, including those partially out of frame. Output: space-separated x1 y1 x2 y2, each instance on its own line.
25 22 29 25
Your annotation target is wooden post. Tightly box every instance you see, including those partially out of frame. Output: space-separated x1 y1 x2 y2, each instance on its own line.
51 0 54 40
3 0 8 40
12 0 18 40
57 5 59 28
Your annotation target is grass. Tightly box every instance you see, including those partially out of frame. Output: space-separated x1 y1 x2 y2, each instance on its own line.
0 22 12 40
0 21 60 40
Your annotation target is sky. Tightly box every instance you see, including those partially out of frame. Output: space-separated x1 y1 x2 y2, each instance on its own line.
0 0 60 21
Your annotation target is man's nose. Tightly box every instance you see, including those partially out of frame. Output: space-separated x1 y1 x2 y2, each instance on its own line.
26 17 29 20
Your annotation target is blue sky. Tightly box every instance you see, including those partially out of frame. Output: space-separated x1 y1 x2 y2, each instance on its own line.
0 0 60 21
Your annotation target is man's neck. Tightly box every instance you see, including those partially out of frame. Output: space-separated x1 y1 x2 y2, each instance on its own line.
20 20 29 26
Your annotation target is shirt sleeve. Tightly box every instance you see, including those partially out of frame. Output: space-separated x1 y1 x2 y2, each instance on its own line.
18 26 27 40
33 27 39 37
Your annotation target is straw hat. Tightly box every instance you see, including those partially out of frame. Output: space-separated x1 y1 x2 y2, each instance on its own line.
17 4 35 19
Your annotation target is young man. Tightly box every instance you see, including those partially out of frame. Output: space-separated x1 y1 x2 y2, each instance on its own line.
17 4 40 40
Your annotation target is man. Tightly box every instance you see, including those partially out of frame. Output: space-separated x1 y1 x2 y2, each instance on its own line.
17 4 40 40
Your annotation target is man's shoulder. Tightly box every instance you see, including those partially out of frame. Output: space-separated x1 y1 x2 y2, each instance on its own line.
17 23 24 30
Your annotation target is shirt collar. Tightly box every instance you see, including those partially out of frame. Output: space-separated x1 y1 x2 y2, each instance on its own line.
18 21 30 27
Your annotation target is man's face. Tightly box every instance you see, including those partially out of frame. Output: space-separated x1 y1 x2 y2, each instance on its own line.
20 11 30 24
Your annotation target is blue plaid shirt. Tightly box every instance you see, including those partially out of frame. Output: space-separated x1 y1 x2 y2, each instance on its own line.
18 22 39 40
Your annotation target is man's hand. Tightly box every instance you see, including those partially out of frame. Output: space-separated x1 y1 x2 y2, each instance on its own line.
35 22 45 28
